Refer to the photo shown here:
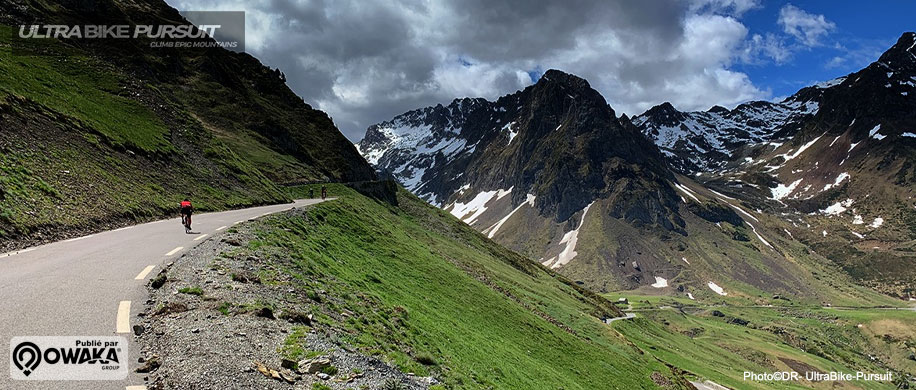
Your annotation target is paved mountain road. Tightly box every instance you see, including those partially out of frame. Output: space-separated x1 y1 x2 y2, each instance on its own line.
604 312 636 324
0 199 325 389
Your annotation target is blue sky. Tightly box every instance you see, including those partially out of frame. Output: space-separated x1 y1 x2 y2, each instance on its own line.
732 1 914 99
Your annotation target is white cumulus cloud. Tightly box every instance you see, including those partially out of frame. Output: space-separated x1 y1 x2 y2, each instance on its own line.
167 0 784 140
778 4 836 47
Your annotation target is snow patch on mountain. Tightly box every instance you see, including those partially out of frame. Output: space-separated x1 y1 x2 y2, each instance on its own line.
776 135 822 164
869 125 886 140
398 164 427 194
822 172 850 191
448 187 512 224
821 199 854 215
748 222 774 249
708 189 735 200
356 98 492 205
503 121 518 144
550 201 595 269
814 77 846 89
870 217 884 228
651 276 668 288
634 85 828 173
771 178 803 200
674 183 700 202
486 194 535 238
707 282 727 296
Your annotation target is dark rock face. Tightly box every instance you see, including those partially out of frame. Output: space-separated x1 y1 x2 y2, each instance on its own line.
799 32 916 142
358 69 682 229
686 201 743 227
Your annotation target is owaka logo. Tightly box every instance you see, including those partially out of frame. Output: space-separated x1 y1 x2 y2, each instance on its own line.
9 336 128 380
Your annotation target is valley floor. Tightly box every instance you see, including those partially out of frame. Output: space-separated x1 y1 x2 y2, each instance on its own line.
606 292 916 389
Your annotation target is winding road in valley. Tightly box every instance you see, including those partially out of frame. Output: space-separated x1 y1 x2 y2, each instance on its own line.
0 199 326 390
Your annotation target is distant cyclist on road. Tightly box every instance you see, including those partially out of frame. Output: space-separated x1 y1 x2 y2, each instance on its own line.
179 198 194 233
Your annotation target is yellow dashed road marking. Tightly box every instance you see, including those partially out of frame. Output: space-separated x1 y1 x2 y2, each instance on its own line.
134 265 155 280
116 301 131 333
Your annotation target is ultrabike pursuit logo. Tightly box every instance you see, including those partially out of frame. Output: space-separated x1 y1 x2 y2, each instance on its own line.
9 336 128 380
13 11 245 53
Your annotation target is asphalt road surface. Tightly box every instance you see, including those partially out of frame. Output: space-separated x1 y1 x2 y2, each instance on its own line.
0 199 325 390
604 312 636 324
690 380 731 390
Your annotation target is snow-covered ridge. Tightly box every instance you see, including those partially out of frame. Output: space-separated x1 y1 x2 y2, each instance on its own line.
356 98 498 204
633 90 824 173
814 76 846 89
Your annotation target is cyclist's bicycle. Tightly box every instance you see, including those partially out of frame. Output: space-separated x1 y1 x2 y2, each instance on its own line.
181 213 192 234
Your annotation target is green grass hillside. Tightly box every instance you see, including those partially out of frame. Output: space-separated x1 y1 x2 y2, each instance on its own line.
608 294 916 389
0 27 278 246
189 185 913 389
0 0 375 250
222 184 694 389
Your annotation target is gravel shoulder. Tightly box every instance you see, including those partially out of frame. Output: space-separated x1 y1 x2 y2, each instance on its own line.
135 209 434 390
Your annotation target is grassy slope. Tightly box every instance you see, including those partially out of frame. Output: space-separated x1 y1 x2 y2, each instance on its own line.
0 38 170 153
0 8 372 247
225 185 914 390
0 26 291 242
236 184 692 390
4 0 373 183
609 299 916 390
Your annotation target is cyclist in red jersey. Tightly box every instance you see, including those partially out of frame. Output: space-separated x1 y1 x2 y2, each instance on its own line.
179 198 193 233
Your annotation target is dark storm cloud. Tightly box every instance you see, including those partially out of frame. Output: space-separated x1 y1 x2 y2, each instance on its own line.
171 0 776 141
431 0 684 61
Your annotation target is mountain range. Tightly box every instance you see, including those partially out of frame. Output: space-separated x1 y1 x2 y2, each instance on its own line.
357 32 916 299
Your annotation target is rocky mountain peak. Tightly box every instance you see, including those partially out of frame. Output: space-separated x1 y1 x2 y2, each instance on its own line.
877 32 916 68
357 69 678 226
527 69 615 117
707 105 729 114
538 69 592 89
640 102 685 127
